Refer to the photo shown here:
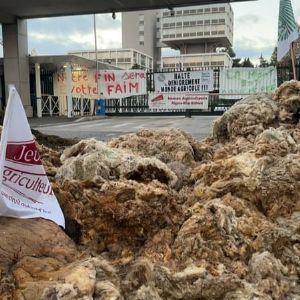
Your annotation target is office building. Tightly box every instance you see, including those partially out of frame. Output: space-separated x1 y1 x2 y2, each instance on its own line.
122 3 234 69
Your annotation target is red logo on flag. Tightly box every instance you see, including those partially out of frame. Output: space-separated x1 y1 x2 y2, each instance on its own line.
6 141 42 165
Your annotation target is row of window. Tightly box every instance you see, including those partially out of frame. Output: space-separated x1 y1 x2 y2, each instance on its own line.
100 57 153 64
163 61 225 68
162 19 226 28
162 30 225 39
162 6 226 17
101 58 132 63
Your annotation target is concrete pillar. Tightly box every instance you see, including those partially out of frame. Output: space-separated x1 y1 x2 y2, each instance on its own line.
66 62 72 118
2 19 32 117
35 63 42 118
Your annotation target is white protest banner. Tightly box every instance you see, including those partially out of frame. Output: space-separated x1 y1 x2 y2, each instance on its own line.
98 70 147 99
219 67 277 99
0 86 65 227
154 70 214 93
54 69 147 99
149 93 209 110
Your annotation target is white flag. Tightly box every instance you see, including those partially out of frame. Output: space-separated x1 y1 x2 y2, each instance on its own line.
0 86 65 227
277 0 299 61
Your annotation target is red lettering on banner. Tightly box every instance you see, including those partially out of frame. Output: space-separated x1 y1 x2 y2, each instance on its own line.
122 72 145 80
104 73 115 82
106 82 140 95
129 82 139 93
6 142 42 165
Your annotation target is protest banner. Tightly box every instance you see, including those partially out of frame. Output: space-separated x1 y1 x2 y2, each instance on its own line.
149 93 209 110
219 67 277 99
154 70 214 93
0 86 65 227
54 69 147 99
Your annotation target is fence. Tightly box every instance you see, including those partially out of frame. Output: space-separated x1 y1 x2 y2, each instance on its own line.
30 64 300 117
38 95 94 117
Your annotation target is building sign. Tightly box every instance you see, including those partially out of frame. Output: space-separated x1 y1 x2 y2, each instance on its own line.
154 70 214 93
219 67 277 99
149 93 209 110
54 69 147 99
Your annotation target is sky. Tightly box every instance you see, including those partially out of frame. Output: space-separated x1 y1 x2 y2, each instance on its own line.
1 0 300 63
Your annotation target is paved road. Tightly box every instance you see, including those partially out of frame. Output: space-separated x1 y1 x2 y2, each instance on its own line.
30 116 218 142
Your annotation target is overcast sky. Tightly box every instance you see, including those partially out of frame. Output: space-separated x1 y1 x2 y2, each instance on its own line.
1 0 300 63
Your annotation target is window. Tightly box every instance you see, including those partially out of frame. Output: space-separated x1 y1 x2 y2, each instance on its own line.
189 9 196 14
176 10 182 15
139 31 144 35
169 22 175 28
183 21 189 26
169 34 175 38
183 10 190 15
190 21 196 26
176 33 182 37
218 30 225 34
139 20 144 25
212 7 218 12
163 34 169 38
197 20 203 25
204 31 210 36
183 33 189 37
197 32 204 36
219 19 225 24
190 32 196 37
163 23 169 28
204 8 211 13
197 9 203 13
176 22 182 26
219 7 225 12
163 12 169 17
212 19 218 24
204 20 210 25
139 41 144 46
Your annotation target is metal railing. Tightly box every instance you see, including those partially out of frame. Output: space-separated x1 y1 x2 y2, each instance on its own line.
39 95 94 117
41 95 60 116
72 97 93 116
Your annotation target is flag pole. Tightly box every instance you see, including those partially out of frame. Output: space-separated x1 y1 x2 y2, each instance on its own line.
93 14 99 114
290 42 297 80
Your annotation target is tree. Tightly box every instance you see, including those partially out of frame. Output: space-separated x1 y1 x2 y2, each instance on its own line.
232 58 242 67
258 53 269 67
270 47 278 66
220 47 236 58
241 58 254 68
130 63 141 69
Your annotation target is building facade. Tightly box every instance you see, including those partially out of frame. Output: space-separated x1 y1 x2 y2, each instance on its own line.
69 49 153 71
122 3 234 70
122 10 160 70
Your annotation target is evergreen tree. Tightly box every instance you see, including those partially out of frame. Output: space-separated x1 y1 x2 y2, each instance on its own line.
270 47 278 66
232 58 242 67
241 58 254 68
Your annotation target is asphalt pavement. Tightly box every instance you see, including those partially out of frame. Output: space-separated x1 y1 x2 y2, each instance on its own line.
29 115 218 142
